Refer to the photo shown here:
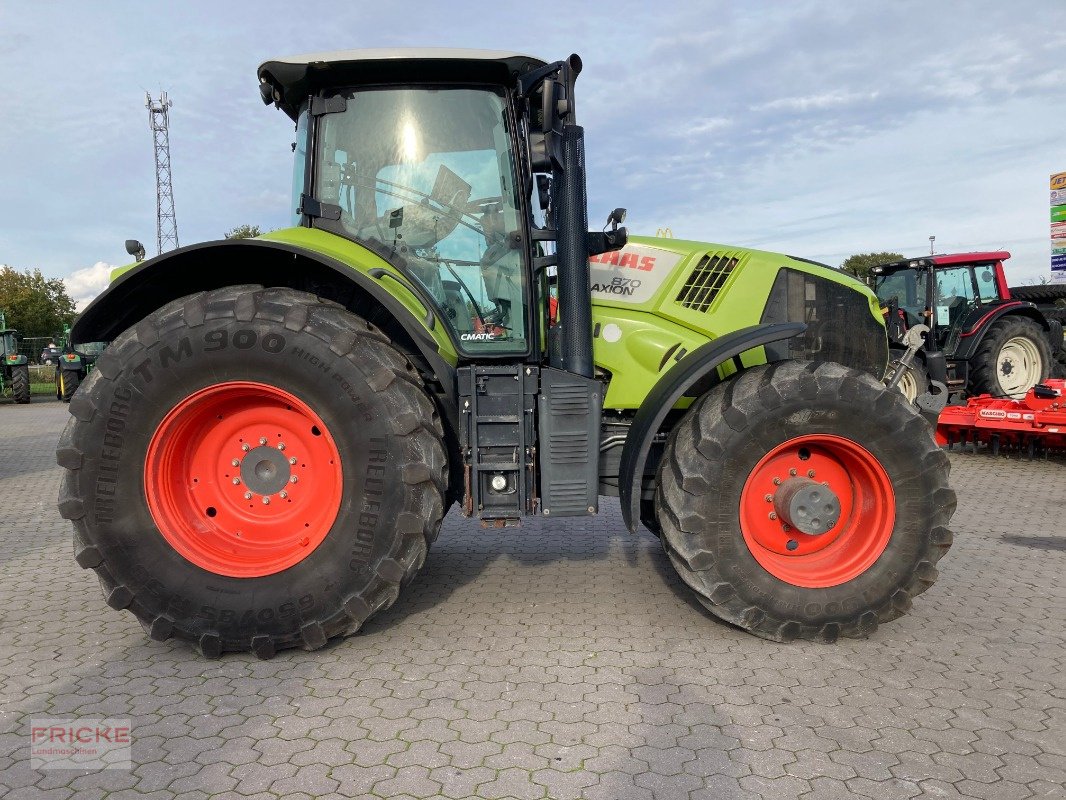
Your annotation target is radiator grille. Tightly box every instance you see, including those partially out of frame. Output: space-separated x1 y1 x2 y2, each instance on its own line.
675 252 739 312
760 267 888 379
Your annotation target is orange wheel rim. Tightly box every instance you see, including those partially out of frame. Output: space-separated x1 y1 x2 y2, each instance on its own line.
144 381 343 577
739 434 895 588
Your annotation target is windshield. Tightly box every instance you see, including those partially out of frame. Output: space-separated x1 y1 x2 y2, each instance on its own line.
874 268 928 326
75 341 108 356
314 87 527 354
290 108 309 228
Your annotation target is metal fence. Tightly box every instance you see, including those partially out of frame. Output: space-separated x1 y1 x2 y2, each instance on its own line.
17 336 63 365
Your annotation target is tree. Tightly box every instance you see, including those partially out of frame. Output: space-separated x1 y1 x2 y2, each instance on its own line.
224 224 263 240
0 266 77 337
840 252 905 283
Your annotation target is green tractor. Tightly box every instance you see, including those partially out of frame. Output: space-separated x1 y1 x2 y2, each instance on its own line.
58 50 955 658
55 326 106 403
1 313 31 405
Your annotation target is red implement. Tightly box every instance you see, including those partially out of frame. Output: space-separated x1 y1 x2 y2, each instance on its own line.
936 379 1066 456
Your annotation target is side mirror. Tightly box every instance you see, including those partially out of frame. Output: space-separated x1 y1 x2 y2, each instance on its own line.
125 239 146 262
606 208 627 227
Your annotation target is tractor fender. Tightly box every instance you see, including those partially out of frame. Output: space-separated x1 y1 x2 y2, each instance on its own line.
617 321 806 533
5 354 28 366
70 238 457 406
951 302 1049 360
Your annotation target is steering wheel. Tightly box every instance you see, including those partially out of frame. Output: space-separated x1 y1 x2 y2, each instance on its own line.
342 173 483 246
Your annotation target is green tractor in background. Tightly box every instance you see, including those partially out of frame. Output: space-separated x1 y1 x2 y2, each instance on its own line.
58 49 955 658
1 312 31 404
55 325 106 403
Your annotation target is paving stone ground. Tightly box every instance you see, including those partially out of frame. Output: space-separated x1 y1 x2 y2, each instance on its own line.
0 398 1064 799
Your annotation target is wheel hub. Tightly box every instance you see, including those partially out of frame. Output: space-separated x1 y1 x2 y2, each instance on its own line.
239 445 292 496
773 478 841 536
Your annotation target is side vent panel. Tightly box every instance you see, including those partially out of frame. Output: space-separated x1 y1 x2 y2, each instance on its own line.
675 252 741 312
538 368 602 517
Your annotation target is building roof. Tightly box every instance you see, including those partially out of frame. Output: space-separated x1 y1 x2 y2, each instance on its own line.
258 48 547 119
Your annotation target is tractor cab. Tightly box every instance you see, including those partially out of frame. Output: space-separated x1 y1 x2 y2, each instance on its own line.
1 328 18 361
259 49 622 365
1 313 23 367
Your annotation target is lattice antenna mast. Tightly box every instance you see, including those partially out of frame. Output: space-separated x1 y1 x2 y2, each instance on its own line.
146 92 179 255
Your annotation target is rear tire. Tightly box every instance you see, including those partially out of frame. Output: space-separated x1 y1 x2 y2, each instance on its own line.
58 368 80 402
56 286 447 658
969 317 1051 398
656 360 955 642
1007 284 1066 304
11 365 30 404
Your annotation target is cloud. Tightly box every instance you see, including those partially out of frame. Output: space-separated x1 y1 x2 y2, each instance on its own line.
64 262 114 311
673 117 733 138
753 91 879 112
1 1 1063 291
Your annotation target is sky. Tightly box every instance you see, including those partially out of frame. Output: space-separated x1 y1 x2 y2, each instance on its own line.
1 1 1064 309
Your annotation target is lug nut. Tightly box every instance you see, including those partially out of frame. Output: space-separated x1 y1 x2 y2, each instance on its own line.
231 459 240 467
769 512 778 520
290 475 298 484
277 442 286 451
789 468 797 476
807 470 815 478
764 494 773 502
232 477 241 485
289 457 297 465
244 492 252 500
259 437 267 445
241 443 250 452
279 491 288 499
772 477 782 486
262 497 270 505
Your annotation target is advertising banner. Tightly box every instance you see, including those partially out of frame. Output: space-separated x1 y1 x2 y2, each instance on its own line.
1053 172 1066 283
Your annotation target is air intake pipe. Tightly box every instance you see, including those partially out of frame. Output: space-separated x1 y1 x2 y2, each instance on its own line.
553 124 593 377
540 55 593 378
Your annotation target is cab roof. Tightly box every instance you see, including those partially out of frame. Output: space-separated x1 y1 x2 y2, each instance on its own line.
258 48 547 120
873 251 1011 274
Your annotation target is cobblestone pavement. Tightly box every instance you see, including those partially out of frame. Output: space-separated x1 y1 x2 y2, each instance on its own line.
1 399 1064 799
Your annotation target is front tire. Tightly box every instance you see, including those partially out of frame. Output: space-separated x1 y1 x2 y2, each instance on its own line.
11 365 30 404
656 361 956 642
888 352 929 404
57 286 447 658
970 317 1051 398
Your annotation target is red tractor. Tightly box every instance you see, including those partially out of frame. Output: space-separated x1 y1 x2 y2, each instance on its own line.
873 252 1064 402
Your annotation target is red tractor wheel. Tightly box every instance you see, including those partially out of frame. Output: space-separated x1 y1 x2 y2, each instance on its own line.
58 286 447 658
144 382 343 578
739 434 895 589
656 360 955 642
